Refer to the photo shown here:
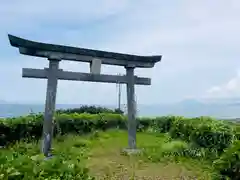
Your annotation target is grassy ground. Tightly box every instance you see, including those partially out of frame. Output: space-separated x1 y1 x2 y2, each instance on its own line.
82 130 215 179
1 130 217 179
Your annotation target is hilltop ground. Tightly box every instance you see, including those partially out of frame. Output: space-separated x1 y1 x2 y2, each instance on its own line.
1 130 217 179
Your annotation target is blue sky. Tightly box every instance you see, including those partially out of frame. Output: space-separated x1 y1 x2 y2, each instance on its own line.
0 0 240 105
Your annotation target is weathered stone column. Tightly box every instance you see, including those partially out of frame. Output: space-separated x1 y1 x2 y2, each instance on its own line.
126 66 136 149
42 58 60 157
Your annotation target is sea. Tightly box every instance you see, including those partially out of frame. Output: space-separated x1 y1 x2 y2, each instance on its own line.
0 102 240 119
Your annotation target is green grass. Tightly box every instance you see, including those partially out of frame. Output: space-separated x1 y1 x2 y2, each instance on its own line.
0 130 218 179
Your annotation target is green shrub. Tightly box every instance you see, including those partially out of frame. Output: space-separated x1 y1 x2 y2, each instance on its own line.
56 113 126 135
182 146 219 161
0 113 126 146
137 117 153 132
0 111 237 157
137 116 179 133
213 140 240 180
161 140 189 157
169 116 234 152
56 105 123 115
233 124 240 140
169 117 194 140
154 116 181 133
0 114 43 146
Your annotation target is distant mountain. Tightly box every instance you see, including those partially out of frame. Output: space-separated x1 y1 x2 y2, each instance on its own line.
229 103 240 106
177 99 205 106
137 98 240 119
0 100 8 104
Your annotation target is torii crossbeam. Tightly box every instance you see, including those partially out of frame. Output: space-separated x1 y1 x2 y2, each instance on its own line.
8 34 162 157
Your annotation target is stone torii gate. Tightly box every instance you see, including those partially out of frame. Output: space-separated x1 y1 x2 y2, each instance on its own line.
8 34 162 157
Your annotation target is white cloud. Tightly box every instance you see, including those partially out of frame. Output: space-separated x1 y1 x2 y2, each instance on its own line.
206 70 240 98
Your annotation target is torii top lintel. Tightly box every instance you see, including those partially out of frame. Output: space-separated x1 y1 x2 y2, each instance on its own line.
8 34 162 68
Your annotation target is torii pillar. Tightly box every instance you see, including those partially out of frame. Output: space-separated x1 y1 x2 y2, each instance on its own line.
126 66 137 150
42 58 61 156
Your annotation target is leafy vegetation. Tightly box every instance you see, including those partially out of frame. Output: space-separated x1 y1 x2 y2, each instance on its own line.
0 136 94 179
0 106 240 179
1 130 217 179
56 105 124 115
213 140 240 180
